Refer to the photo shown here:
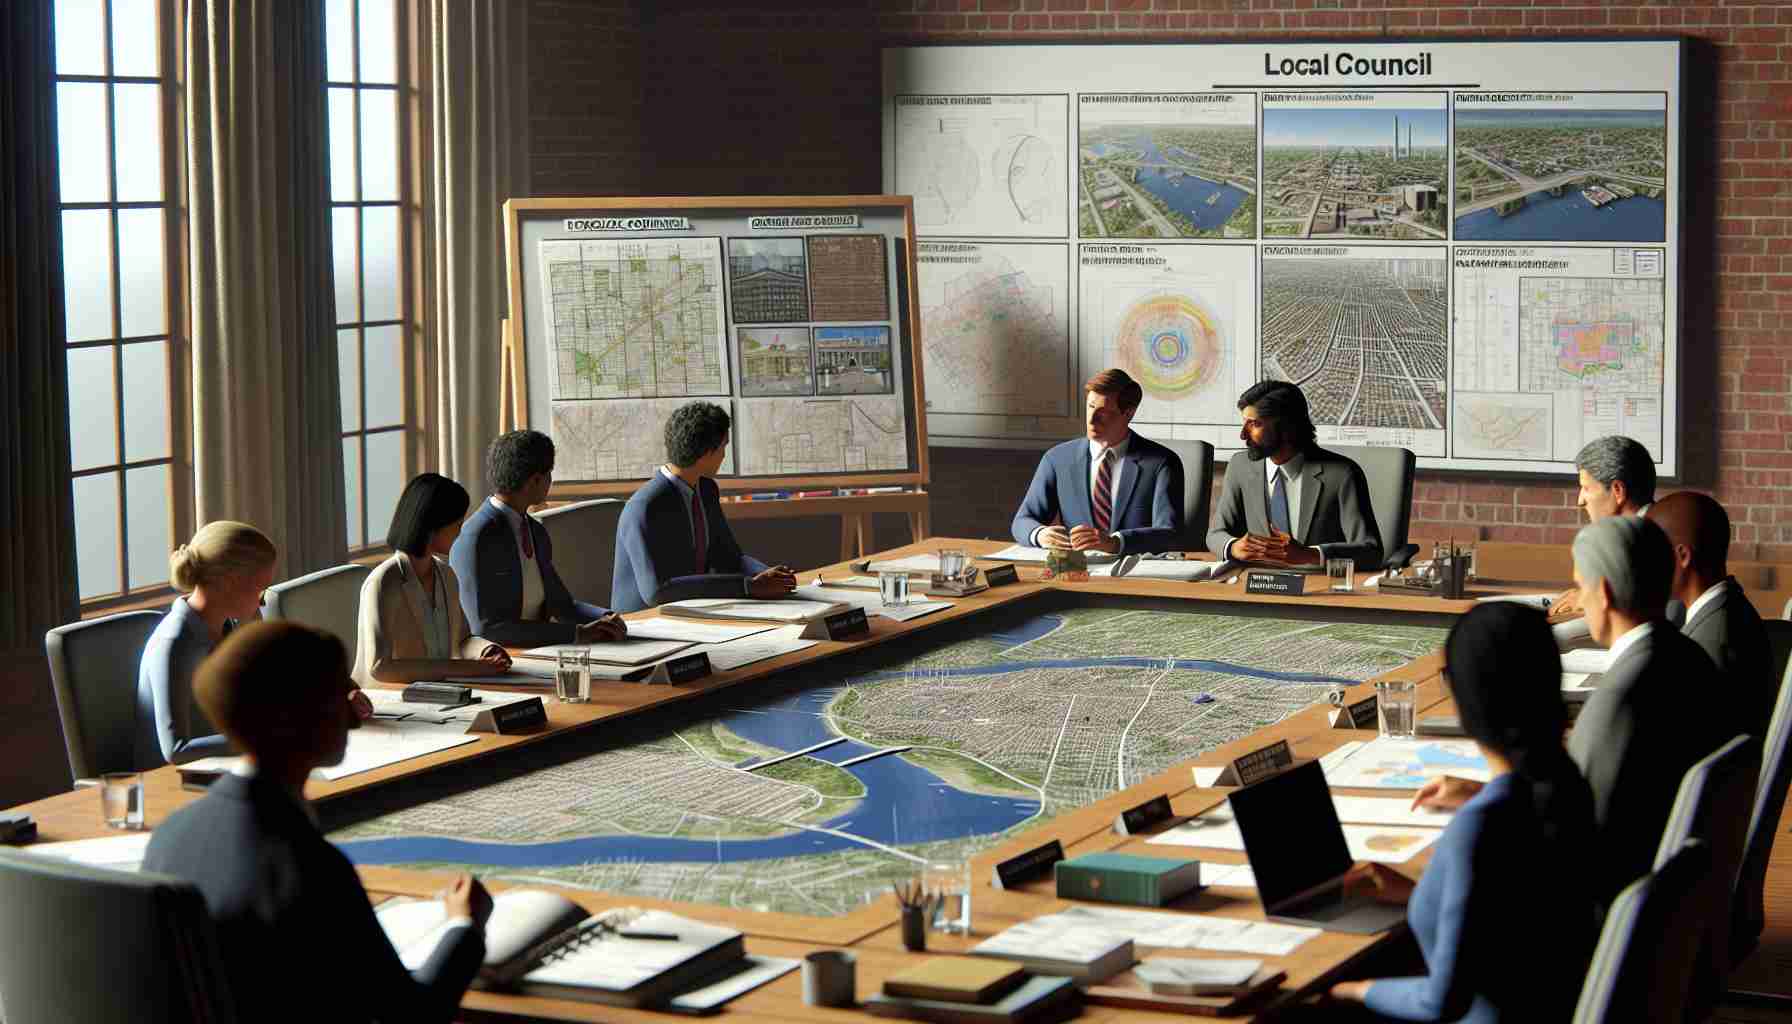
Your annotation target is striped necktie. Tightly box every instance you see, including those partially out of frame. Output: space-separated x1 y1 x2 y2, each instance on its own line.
1092 448 1114 535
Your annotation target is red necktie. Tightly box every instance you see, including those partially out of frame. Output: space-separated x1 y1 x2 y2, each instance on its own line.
691 487 707 572
519 520 534 560
1092 449 1113 534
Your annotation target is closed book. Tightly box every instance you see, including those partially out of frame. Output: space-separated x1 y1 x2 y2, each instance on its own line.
969 921 1134 983
885 958 1028 1004
865 975 1080 1024
1055 852 1202 907
1133 957 1263 995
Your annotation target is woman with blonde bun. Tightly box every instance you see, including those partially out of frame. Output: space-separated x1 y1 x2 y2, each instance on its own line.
135 522 278 765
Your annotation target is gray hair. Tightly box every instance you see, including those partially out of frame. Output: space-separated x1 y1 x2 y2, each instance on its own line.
1571 515 1673 615
1574 436 1657 507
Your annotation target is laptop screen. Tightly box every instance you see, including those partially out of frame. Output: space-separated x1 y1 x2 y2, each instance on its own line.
1225 759 1353 910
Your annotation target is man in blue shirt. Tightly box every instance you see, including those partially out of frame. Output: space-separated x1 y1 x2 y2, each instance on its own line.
612 401 796 612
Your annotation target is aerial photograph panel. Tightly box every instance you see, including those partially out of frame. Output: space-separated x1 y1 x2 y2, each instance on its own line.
1262 95 1447 241
1077 92 1257 239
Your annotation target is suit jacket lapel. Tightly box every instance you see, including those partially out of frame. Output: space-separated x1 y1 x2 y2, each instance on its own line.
1067 443 1093 527
394 554 430 640
1111 446 1141 527
1242 458 1268 535
1298 460 1325 544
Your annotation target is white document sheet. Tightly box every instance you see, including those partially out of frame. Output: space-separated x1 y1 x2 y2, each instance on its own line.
1043 905 1319 956
1145 808 1442 865
1094 557 1238 582
21 832 154 871
1330 795 1455 828
626 619 777 644
362 689 539 725
792 585 954 623
1561 648 1616 674
1204 862 1257 890
661 598 848 623
1475 593 1555 610
984 544 1118 564
518 638 696 665
861 554 951 574
668 955 800 1012
441 668 554 685
1321 737 1490 789
313 718 480 780
685 625 819 672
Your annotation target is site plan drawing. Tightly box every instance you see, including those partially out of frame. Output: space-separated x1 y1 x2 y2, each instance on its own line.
539 238 729 400
1078 93 1257 239
1260 245 1449 455
550 398 736 481
918 242 1070 419
734 396 910 476
896 94 1070 238
332 605 1447 916
1262 93 1447 241
1453 246 1666 461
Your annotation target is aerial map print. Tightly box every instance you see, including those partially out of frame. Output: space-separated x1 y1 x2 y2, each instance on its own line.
1261 95 1447 241
918 242 1070 418
539 238 729 401
332 605 1445 916
1077 93 1257 239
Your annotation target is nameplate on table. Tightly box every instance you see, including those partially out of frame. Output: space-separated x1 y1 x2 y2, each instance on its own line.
467 697 547 735
991 839 1065 889
1113 794 1182 835
648 651 713 685
982 564 1020 587
1202 738 1296 788
800 607 870 641
1244 570 1306 596
1329 695 1379 730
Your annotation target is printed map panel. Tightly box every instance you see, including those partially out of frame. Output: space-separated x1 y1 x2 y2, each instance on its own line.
734 396 909 476
540 238 729 400
332 605 1446 916
895 95 1070 238
1261 93 1448 241
549 398 735 482
1078 93 1257 239
918 242 1070 418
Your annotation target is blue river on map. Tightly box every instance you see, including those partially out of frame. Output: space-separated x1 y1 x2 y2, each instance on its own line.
336 614 1355 867
1456 191 1665 242
1088 134 1247 232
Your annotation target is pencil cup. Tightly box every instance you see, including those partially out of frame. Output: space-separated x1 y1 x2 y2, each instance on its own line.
900 905 927 951
802 950 856 1007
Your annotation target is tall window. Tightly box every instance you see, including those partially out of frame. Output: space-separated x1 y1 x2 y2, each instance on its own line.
55 0 184 601
327 0 408 549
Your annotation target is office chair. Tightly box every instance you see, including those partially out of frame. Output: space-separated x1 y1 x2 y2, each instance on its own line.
536 498 626 610
43 609 165 781
261 562 371 664
1732 640 1792 968
1326 444 1417 570
1572 839 1713 1024
1154 437 1214 551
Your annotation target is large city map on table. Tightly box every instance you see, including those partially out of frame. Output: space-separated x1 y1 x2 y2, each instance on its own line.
504 197 928 493
884 40 1684 477
331 604 1445 916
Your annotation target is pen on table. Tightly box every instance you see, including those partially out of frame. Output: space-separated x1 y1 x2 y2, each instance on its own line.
619 931 680 941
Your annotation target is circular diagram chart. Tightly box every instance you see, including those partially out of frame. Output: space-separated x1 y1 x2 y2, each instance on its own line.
1114 292 1225 398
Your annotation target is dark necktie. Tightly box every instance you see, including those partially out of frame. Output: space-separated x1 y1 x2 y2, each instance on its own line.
519 519 534 560
691 487 707 572
1270 467 1292 536
1092 449 1114 535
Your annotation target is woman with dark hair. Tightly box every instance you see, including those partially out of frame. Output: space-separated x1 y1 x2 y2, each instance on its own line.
1328 603 1598 1021
353 473 512 685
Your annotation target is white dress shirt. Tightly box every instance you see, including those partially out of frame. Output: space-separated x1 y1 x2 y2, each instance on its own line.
487 496 546 621
1605 620 1656 665
1029 433 1129 553
1225 452 1331 561
1682 579 1729 627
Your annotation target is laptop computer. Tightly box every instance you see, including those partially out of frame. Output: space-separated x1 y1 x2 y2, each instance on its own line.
1226 759 1408 935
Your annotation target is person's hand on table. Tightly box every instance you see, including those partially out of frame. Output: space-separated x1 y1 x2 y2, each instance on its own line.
748 566 797 599
1343 862 1415 905
441 874 493 931
1068 525 1119 554
348 687 373 720
479 644 512 672
1036 525 1072 550
1411 774 1484 812
1328 980 1373 1002
575 613 628 644
1548 586 1582 621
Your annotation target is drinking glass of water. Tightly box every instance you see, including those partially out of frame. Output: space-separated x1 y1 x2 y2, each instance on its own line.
100 772 144 830
1375 680 1418 739
878 571 911 606
938 549 969 579
555 649 591 703
1325 557 1355 592
921 859 971 935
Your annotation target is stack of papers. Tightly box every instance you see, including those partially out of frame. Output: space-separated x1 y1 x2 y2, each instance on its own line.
791 584 953 623
627 619 775 644
862 554 951 575
668 624 818 673
316 718 481 780
518 638 696 665
984 544 1118 564
1145 802 1446 865
362 688 538 725
21 832 154 871
1004 905 1319 957
661 598 850 623
1094 557 1238 582
1322 737 1491 790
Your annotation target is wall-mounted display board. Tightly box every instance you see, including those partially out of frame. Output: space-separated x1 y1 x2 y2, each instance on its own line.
503 197 928 494
883 39 1683 476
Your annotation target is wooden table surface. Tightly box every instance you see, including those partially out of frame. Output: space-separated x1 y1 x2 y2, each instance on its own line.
4 538 1638 1022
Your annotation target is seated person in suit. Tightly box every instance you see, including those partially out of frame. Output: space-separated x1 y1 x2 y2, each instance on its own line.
1331 603 1597 1020
1647 491 1774 733
136 521 282 766
450 430 627 647
1550 435 1658 626
354 473 513 686
1205 380 1382 570
143 621 491 1022
612 401 796 613
1011 368 1185 555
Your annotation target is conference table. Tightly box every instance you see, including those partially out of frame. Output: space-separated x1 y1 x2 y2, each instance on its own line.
2 539 1625 1021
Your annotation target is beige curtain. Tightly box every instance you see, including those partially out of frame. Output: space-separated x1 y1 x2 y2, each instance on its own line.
186 0 346 575
425 0 527 493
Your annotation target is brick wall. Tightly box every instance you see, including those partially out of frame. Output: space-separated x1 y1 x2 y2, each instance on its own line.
524 0 1792 560
526 1 644 196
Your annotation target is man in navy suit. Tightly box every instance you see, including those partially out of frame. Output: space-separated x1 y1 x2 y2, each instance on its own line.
449 430 627 647
1011 368 1185 555
611 401 797 613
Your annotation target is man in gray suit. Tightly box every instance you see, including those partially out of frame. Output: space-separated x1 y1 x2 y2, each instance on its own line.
1566 515 1732 904
1550 435 1658 628
1205 380 1382 570
1647 491 1775 736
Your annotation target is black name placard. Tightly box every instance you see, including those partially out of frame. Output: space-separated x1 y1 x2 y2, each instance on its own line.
1206 738 1296 787
1331 695 1379 730
1244 570 1307 596
991 839 1065 889
651 651 713 685
469 697 548 735
982 563 1020 587
802 607 870 641
1113 794 1178 835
